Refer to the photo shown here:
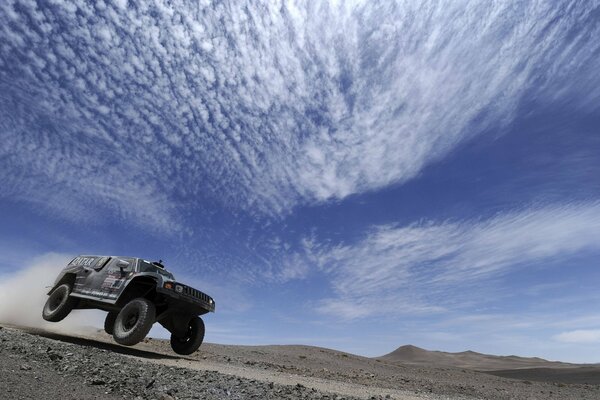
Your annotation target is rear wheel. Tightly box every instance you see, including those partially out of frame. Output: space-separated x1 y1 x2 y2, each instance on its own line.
112 298 155 346
42 284 77 322
104 311 118 335
170 317 205 355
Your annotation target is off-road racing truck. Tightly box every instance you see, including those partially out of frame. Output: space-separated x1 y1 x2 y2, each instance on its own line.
42 255 215 355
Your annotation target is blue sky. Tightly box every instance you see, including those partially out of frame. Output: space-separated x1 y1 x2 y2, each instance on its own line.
1 0 600 362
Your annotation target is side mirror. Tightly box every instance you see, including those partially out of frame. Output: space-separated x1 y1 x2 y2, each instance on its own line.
116 260 129 272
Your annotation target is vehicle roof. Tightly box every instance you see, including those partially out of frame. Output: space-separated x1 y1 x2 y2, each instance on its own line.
73 255 172 270
76 255 139 260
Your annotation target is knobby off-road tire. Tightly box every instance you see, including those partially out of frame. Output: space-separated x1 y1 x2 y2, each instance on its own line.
42 283 77 322
104 311 118 335
112 298 155 346
170 317 205 355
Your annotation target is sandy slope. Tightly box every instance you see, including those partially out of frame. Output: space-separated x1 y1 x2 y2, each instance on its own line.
1 324 600 400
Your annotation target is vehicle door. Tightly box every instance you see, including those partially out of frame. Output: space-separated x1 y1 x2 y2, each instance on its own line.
71 256 110 296
96 257 135 301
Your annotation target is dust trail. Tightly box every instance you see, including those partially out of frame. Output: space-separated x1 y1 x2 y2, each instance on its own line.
0 252 104 334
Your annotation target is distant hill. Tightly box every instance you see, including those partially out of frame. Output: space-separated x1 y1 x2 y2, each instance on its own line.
378 345 583 371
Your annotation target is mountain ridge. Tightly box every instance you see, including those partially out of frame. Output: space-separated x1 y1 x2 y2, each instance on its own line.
378 345 595 371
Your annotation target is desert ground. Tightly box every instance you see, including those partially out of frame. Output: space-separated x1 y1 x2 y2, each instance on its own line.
1 324 599 400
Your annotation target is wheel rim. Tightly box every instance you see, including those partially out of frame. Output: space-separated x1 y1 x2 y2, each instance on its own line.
175 324 193 343
48 290 65 312
123 311 139 331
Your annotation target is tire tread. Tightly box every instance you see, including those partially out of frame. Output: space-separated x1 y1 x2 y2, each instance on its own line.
112 298 155 346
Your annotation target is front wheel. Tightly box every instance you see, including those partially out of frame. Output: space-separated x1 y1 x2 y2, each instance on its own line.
170 317 205 355
42 284 77 322
112 298 155 346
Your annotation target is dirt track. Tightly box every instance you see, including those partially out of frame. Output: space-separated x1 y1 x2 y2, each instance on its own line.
1 324 599 399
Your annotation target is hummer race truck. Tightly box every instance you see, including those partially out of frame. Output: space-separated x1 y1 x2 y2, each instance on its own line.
42 255 215 355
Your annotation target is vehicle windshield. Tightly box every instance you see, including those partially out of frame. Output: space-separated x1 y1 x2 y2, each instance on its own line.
138 260 175 280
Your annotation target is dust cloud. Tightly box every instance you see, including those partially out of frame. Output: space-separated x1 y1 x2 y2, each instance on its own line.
0 253 104 334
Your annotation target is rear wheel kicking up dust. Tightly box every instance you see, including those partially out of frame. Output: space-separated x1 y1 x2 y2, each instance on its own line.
112 298 155 346
104 311 118 335
42 283 77 322
170 317 205 355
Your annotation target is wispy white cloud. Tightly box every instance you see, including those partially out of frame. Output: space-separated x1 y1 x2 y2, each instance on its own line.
554 330 600 344
359 310 600 361
1 1 598 229
301 202 600 319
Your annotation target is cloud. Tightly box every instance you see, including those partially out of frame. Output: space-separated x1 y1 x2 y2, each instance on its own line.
303 202 600 319
554 330 600 344
1 1 599 228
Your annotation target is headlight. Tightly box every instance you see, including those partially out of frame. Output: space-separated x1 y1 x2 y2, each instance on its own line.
175 285 183 293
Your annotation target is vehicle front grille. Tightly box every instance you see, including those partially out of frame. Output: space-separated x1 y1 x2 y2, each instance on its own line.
181 285 211 304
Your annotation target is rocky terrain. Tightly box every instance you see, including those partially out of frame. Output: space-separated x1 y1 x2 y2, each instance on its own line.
1 324 600 400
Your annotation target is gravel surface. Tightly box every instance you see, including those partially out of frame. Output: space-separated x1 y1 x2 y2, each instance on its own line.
1 325 599 400
139 340 600 399
0 326 425 400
